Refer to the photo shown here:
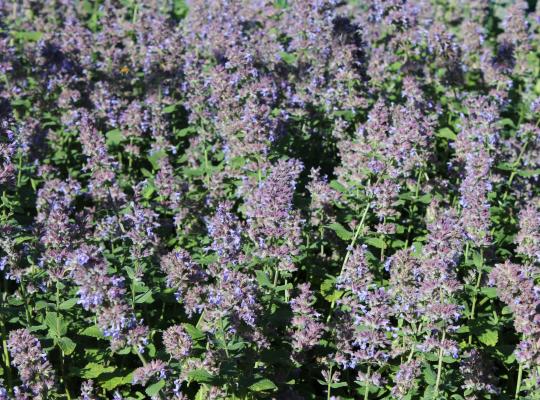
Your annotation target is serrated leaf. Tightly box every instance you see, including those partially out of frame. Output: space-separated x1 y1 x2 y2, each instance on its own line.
423 366 436 385
195 386 209 400
188 369 215 383
148 149 167 170
59 298 78 310
146 379 166 396
498 118 515 128
35 300 50 310
320 278 342 302
255 270 272 288
417 193 432 204
13 235 34 244
80 325 104 339
106 129 123 146
183 324 205 341
327 222 353 241
437 127 457 140
135 290 154 304
278 51 297 65
82 362 115 379
517 169 540 178
249 378 277 392
101 376 125 391
329 180 347 194
480 287 498 298
478 330 498 347
365 237 385 249
58 337 76 355
12 31 43 41
162 104 177 114
45 312 68 337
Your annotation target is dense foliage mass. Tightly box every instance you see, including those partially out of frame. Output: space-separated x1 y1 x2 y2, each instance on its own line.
0 0 539 399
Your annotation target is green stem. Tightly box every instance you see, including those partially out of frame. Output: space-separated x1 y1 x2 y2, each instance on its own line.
136 348 148 366
196 309 206 329
326 365 333 400
515 363 523 399
273 269 279 288
55 285 71 399
326 202 370 323
468 268 483 344
1 323 12 392
364 365 371 400
434 329 446 397
16 151 22 188
220 318 230 358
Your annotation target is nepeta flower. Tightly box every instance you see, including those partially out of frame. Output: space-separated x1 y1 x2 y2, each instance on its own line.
335 246 392 369
290 283 325 356
244 159 303 272
7 329 56 398
133 360 167 386
391 359 421 399
79 380 97 400
460 350 500 397
515 201 540 262
489 261 540 367
207 202 243 265
163 325 193 360
161 249 207 316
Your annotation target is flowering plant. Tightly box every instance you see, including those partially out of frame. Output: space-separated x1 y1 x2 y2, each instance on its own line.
0 0 539 399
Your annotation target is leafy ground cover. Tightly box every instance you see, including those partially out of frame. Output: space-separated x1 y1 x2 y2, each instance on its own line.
0 0 540 399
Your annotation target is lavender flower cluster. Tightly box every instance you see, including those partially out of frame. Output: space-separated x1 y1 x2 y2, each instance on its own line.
0 0 539 399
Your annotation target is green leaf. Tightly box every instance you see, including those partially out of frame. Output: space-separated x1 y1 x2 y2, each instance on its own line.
478 330 498 347
175 127 196 138
329 180 347 194
58 337 76 355
327 222 353 241
45 312 68 337
517 169 540 178
249 378 278 392
162 104 177 114
255 270 272 288
365 237 385 249
472 252 483 268
14 235 34 244
101 376 125 391
188 369 215 384
135 290 154 304
437 127 457 140
320 278 341 302
82 362 115 379
146 379 166 396
148 150 167 169
423 365 436 385
183 324 205 341
498 118 515 128
230 156 246 168
59 298 78 310
142 184 156 199
106 129 123 146
417 193 432 204
278 51 297 65
497 162 515 171
329 382 348 389
11 31 43 41
480 287 498 298
80 325 105 339
195 386 209 400
35 300 51 310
